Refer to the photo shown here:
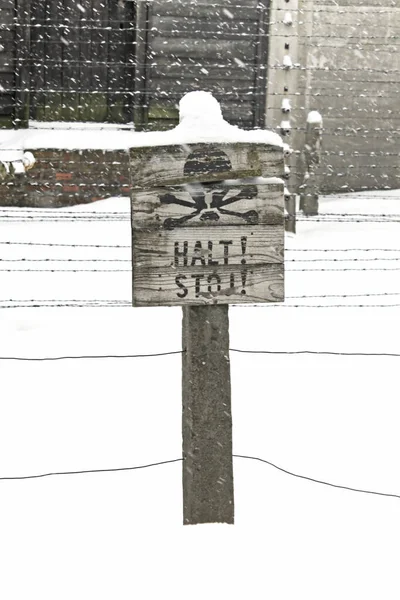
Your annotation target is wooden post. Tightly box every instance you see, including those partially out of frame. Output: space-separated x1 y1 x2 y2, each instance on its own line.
130 92 285 526
299 111 323 216
182 305 234 525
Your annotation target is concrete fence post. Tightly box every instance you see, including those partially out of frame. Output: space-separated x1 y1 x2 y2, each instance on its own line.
299 111 323 216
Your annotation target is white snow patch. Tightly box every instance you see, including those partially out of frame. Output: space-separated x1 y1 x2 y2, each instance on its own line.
1 189 400 599
307 110 323 125
0 93 283 152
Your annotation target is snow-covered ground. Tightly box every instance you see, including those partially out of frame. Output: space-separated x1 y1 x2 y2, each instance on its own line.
1 190 400 600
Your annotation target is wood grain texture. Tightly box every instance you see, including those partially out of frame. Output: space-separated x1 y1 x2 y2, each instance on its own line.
133 264 284 306
182 304 234 525
131 143 284 188
133 225 284 269
132 183 284 229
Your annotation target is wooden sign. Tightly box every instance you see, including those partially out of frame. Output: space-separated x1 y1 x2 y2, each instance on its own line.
131 143 284 306
130 142 284 189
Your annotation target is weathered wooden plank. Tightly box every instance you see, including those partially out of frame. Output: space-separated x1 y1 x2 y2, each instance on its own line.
133 225 284 269
132 183 284 229
131 143 284 188
133 263 284 306
151 15 259 38
147 97 255 121
149 61 255 82
154 3 257 20
149 77 256 98
151 37 255 61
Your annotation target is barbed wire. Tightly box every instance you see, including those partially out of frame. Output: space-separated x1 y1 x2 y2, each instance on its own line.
2 257 400 265
286 249 400 252
1 293 399 307
231 304 400 308
1 302 400 310
2 245 396 252
0 241 131 248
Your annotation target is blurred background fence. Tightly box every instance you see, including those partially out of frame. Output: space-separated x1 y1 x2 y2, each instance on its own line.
0 0 399 206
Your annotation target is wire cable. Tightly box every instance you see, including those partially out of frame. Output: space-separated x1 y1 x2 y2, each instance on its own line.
230 349 400 358
1 454 399 501
1 349 400 362
0 458 183 481
233 455 400 500
0 350 183 362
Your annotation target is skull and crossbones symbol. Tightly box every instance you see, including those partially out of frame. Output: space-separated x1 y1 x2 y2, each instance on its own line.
159 148 259 230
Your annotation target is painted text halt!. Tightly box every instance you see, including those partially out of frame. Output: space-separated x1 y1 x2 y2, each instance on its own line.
131 143 284 306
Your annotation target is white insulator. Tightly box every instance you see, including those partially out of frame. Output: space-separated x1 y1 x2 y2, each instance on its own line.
281 98 291 113
284 187 291 197
284 164 291 175
283 55 293 69
280 120 291 136
283 143 293 157
283 12 293 25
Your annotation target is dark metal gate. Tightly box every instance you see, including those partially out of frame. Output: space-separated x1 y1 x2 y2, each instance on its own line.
135 0 270 131
10 0 270 128
29 0 136 122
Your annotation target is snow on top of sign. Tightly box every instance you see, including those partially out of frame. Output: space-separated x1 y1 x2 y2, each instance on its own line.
223 176 285 186
0 92 282 154
307 110 323 125
171 91 283 147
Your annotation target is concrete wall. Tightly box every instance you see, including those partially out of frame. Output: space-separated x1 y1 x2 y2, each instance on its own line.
300 0 400 193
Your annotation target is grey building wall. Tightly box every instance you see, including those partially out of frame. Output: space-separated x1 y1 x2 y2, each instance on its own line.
301 0 400 192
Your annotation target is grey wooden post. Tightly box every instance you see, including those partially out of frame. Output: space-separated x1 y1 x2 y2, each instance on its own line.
182 305 234 525
130 91 285 527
